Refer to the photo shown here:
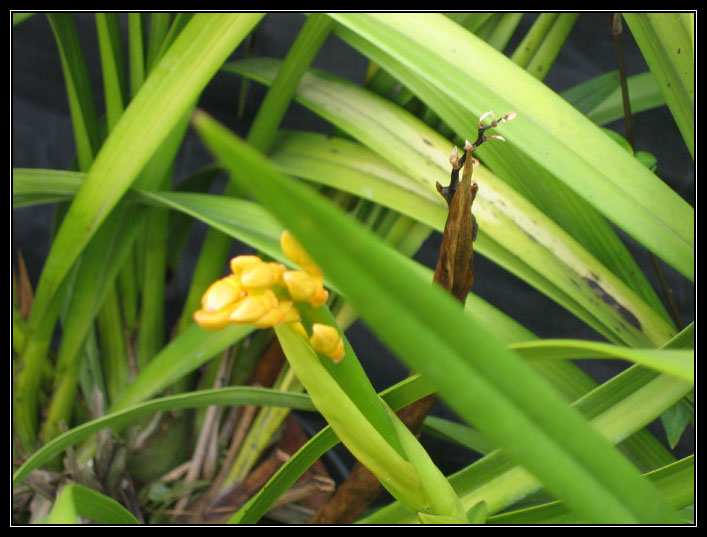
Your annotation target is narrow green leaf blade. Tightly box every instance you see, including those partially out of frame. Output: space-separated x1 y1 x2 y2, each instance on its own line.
13 386 314 488
13 12 35 26
95 13 127 130
111 322 254 412
46 13 100 171
330 13 693 281
193 111 682 524
45 483 139 524
623 13 694 158
488 456 694 524
511 339 693 384
12 168 84 207
226 61 675 347
29 13 264 331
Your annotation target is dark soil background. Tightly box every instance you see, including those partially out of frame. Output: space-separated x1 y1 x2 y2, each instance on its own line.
12 13 694 487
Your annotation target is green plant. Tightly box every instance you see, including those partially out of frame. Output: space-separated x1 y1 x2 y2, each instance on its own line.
13 12 693 524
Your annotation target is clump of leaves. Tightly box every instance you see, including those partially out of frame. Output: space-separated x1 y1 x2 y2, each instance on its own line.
13 12 693 525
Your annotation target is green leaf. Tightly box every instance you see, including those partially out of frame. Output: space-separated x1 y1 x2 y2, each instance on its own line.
136 189 285 264
326 15 681 320
15 166 674 470
510 339 693 384
145 13 172 73
95 13 127 130
660 401 693 449
228 374 436 524
329 13 693 281
156 13 195 61
45 483 139 524
563 71 666 125
510 13 560 68
247 13 333 152
12 168 84 207
41 203 147 443
226 62 675 347
15 14 264 449
46 13 100 172
659 322 695 447
623 13 694 158
127 13 146 96
193 110 682 523
275 324 430 513
13 386 314 488
466 501 489 524
111 322 254 412
269 131 441 228
176 13 330 338
487 456 694 524
13 12 35 26
422 417 496 456
511 13 579 80
364 366 689 524
29 13 264 333
136 183 675 470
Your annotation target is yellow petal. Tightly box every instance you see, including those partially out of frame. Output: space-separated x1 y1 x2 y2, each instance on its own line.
240 261 285 289
309 286 329 308
280 301 301 324
228 290 278 324
201 275 243 312
310 323 342 357
280 230 323 279
328 339 345 362
193 304 238 331
252 300 299 328
230 255 263 276
282 270 317 302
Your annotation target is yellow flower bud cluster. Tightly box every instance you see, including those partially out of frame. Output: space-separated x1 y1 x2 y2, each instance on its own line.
193 230 345 361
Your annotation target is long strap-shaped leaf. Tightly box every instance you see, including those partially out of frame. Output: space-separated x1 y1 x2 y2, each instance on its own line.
15 14 264 450
510 339 693 384
12 386 315 488
192 111 682 523
623 13 694 159
46 14 100 172
332 19 673 326
13 167 677 466
27 14 263 333
224 61 675 348
329 13 693 281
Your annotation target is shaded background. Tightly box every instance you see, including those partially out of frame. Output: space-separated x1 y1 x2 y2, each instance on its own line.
13 13 694 485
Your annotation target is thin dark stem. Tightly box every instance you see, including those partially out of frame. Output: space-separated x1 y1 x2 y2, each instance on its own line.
611 14 634 147
649 254 685 330
610 14 684 330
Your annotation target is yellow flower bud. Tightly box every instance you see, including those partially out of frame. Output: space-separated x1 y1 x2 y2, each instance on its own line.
240 261 285 289
282 270 329 306
310 323 345 361
328 339 345 362
252 300 300 328
230 255 263 276
193 304 238 331
201 275 244 313
280 230 323 280
228 290 278 324
282 270 318 302
309 286 329 308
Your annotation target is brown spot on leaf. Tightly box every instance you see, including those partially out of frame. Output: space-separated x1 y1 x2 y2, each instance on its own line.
582 277 641 331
